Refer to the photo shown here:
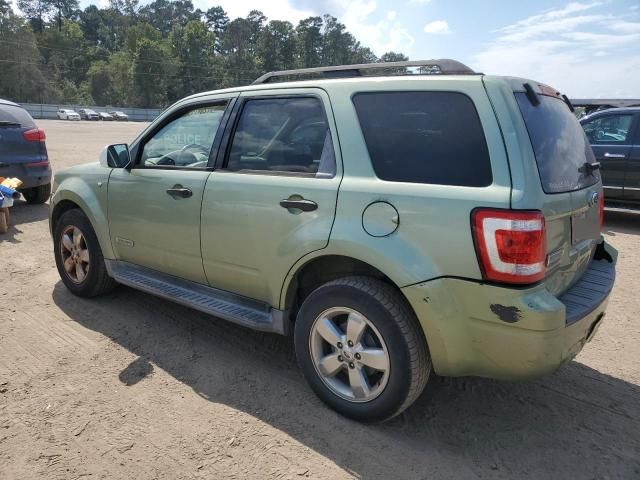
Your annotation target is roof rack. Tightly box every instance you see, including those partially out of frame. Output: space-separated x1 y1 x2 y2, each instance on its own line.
252 59 477 85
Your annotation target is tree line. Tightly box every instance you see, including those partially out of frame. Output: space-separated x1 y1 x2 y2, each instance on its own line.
0 0 409 108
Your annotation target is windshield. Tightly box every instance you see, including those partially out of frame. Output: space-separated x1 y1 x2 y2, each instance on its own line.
515 93 599 194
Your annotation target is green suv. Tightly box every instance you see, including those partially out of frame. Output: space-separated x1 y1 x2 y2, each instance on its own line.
49 60 617 422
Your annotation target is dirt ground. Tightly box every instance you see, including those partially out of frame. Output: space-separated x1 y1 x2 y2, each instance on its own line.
1 119 639 480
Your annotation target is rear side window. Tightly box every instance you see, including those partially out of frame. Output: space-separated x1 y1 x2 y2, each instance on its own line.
225 97 336 177
0 104 36 127
582 114 633 144
515 93 598 194
352 91 492 186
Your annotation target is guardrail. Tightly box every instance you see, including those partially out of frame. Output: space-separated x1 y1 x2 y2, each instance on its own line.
21 103 162 122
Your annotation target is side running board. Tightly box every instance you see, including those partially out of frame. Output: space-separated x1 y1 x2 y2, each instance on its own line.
105 260 289 335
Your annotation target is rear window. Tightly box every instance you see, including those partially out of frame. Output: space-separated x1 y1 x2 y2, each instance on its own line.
0 104 35 127
515 93 598 194
352 91 492 186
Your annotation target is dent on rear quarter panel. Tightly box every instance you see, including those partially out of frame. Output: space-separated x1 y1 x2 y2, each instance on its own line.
52 167 114 259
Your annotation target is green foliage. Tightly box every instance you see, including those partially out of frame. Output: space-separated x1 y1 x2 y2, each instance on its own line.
1 2 409 108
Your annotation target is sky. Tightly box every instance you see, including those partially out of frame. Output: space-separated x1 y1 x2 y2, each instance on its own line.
43 0 640 97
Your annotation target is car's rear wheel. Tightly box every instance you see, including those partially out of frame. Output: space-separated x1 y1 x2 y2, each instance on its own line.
294 276 431 422
22 183 51 204
54 209 116 297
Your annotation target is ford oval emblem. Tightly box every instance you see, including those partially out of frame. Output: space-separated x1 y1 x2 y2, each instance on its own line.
588 191 600 207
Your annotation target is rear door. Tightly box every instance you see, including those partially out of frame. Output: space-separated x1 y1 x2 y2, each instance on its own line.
200 89 341 305
514 88 602 295
581 112 635 200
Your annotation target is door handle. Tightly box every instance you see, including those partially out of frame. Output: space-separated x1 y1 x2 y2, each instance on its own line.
166 184 193 198
280 198 318 212
603 153 626 159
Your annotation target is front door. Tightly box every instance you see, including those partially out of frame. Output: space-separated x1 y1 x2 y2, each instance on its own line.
108 100 231 283
201 90 341 306
582 112 635 200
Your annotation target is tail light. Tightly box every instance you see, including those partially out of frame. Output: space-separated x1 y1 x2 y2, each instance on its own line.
472 209 546 284
23 128 46 142
599 192 604 230
26 160 49 167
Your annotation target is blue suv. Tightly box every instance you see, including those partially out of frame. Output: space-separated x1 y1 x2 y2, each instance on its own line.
0 99 51 203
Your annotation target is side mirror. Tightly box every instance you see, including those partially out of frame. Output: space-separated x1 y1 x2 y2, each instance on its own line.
99 143 131 169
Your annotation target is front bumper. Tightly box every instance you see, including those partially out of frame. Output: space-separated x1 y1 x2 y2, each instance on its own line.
1 163 52 190
402 240 617 380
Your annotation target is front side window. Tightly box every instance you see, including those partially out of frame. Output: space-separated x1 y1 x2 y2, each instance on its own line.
225 97 335 177
140 103 227 168
352 91 492 186
582 114 633 144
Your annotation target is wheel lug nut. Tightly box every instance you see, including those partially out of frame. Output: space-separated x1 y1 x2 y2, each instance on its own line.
347 341 354 347
337 342 342 348
338 355 343 362
349 362 355 369
355 353 361 360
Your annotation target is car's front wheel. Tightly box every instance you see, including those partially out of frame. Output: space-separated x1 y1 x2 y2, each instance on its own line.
54 209 116 297
294 276 431 422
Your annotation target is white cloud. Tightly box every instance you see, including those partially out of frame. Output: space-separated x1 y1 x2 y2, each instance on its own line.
337 0 415 55
423 20 451 34
192 0 314 24
387 10 397 21
474 2 640 97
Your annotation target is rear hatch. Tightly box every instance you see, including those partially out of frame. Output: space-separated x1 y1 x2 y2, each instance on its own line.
0 103 47 168
512 83 602 296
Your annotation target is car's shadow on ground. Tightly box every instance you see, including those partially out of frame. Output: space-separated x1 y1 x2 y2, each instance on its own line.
52 282 640 479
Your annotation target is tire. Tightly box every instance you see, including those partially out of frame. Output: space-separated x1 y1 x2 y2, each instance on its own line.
22 183 51 204
54 209 117 297
294 276 431 422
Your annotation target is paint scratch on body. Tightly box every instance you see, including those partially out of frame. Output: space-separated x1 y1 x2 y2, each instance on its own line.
490 304 522 323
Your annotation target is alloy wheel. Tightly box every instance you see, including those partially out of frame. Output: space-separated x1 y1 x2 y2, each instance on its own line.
59 226 90 284
309 307 390 402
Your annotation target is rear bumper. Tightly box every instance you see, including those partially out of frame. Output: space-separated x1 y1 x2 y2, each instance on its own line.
402 240 617 380
1 163 52 190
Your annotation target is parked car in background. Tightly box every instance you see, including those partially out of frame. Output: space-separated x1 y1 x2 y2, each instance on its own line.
0 99 52 203
50 60 616 422
580 107 640 205
98 112 113 121
78 109 99 121
109 111 128 121
57 109 80 121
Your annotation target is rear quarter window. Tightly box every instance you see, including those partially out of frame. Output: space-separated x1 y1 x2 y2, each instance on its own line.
352 91 492 186
0 104 36 127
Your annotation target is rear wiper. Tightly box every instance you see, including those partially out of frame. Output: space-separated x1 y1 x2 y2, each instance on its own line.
582 161 601 175
0 121 20 127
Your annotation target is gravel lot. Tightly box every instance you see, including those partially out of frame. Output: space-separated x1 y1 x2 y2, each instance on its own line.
1 119 639 480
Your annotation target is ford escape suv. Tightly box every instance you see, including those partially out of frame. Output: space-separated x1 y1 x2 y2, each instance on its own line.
49 60 617 422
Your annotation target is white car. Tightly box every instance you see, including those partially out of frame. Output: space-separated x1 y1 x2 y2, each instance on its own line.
57 109 81 121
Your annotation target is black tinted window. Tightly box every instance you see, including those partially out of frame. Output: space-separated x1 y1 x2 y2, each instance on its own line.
226 97 335 177
0 104 36 127
516 93 598 194
352 92 492 186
